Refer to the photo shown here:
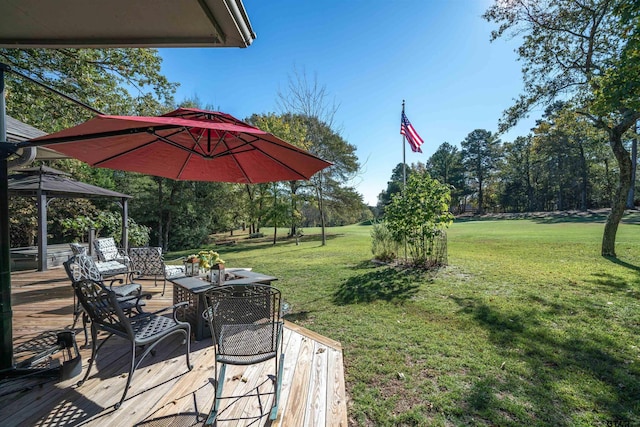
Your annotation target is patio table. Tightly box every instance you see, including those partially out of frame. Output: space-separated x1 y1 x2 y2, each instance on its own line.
169 269 277 340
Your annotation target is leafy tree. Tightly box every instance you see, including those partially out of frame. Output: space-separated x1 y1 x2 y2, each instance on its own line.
461 129 502 214
484 0 640 256
531 103 611 211
8 197 38 247
303 117 359 235
246 113 307 237
243 183 270 234
322 184 369 226
377 163 409 215
277 69 360 245
384 172 453 266
499 136 534 212
264 183 289 245
1 48 176 131
3 48 179 249
426 142 467 210
60 209 149 246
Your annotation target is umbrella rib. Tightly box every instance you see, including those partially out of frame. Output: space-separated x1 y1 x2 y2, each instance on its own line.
92 128 187 167
214 131 252 182
22 124 180 147
233 133 327 180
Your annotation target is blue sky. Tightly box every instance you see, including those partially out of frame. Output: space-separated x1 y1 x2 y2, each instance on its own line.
158 0 540 206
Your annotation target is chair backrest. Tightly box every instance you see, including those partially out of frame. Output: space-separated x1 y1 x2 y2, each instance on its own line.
203 284 281 359
64 254 103 282
94 237 120 262
69 242 87 255
129 247 164 275
71 276 132 337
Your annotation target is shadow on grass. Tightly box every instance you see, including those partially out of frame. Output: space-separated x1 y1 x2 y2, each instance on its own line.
173 233 344 258
284 310 310 323
451 296 640 426
604 256 640 272
453 211 607 224
454 210 640 225
589 271 640 294
333 267 421 305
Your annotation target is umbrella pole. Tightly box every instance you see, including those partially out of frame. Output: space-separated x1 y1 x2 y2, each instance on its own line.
0 62 14 370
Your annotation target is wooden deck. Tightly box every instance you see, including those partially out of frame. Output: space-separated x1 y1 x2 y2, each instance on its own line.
1 268 348 426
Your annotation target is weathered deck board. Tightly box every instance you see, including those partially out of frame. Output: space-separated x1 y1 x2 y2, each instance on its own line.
1 267 348 426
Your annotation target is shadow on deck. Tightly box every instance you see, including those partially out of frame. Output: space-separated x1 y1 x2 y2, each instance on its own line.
1 267 347 427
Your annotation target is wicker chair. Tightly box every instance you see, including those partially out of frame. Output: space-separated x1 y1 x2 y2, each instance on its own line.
71 276 192 409
202 284 284 425
128 246 185 296
64 254 143 345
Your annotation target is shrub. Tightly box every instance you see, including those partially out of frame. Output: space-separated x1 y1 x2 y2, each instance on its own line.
385 172 453 267
371 221 399 262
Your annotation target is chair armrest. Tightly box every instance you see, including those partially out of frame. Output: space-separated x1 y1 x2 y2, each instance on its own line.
107 277 124 287
117 292 153 305
117 291 153 301
117 292 152 314
140 301 189 321
171 301 190 322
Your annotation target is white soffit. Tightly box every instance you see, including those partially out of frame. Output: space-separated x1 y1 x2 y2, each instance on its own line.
0 0 255 48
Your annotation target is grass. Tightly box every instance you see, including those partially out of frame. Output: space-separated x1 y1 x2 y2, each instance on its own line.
172 216 640 426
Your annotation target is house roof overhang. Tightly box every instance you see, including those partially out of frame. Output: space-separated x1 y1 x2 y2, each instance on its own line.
0 0 255 48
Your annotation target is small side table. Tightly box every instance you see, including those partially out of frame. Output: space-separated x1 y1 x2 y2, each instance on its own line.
171 277 214 340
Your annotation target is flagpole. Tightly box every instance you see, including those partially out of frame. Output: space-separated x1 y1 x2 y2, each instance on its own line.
402 100 406 190
401 100 407 262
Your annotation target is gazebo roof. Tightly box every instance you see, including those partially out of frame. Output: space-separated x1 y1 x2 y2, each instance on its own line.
6 115 68 161
8 165 131 199
6 115 47 141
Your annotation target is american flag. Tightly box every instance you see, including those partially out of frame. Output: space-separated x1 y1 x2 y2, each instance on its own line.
400 112 424 153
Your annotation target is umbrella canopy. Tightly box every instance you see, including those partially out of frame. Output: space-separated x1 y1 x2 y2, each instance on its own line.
25 108 332 183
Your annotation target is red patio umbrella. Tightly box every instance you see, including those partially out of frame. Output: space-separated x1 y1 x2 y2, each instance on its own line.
26 108 331 183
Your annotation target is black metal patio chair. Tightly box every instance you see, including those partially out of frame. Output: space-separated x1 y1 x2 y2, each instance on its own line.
71 276 192 409
128 246 185 296
63 254 144 345
202 284 284 425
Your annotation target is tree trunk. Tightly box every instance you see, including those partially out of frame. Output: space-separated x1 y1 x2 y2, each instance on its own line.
314 172 327 246
626 132 637 209
316 180 326 246
289 181 299 238
477 178 484 214
290 192 297 238
578 143 588 211
602 124 634 257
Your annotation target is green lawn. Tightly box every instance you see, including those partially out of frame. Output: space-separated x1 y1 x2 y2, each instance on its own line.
179 215 640 426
